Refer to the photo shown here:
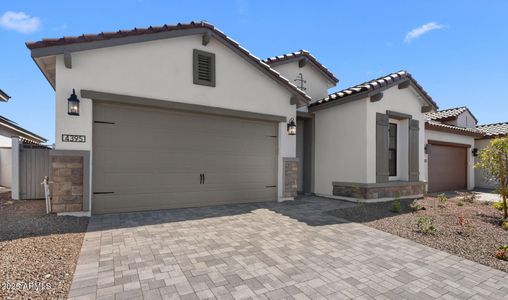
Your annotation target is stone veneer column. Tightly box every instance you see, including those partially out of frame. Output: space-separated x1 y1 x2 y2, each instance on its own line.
51 156 84 213
283 158 298 198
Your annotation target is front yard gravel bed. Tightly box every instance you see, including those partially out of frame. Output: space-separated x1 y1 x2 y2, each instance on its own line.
330 196 508 273
0 196 88 300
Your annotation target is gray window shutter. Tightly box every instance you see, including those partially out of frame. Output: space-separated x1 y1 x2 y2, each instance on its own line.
376 113 389 183
408 119 420 181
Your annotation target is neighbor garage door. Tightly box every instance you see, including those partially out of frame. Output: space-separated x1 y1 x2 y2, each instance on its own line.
428 143 467 193
92 102 278 213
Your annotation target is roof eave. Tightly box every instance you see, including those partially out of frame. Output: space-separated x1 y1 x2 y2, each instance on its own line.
0 120 47 143
265 55 338 85
26 24 311 104
425 122 484 138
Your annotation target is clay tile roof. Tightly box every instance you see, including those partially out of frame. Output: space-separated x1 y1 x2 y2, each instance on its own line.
476 122 508 137
425 120 484 138
263 50 339 83
424 106 478 123
26 21 311 103
309 71 437 109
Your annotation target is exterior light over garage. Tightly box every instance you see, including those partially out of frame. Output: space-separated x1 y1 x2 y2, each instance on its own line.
67 89 80 116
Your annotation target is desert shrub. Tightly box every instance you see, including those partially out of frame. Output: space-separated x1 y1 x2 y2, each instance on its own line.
438 193 448 203
458 191 477 203
495 245 508 261
502 221 508 231
492 201 506 211
391 199 401 213
457 200 464 207
410 200 422 211
417 216 437 234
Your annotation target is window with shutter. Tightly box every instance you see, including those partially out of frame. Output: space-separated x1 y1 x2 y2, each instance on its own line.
388 123 397 176
193 49 216 87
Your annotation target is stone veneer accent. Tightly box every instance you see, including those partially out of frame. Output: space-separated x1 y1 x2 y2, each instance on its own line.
283 158 298 198
51 156 83 213
332 181 426 201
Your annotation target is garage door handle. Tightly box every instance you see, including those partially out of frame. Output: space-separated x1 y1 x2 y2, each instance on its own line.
203 174 205 184
200 174 203 184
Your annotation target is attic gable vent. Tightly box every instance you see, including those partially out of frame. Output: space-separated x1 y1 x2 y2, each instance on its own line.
193 49 216 87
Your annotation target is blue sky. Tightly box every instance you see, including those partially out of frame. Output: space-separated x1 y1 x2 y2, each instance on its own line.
1 1 507 144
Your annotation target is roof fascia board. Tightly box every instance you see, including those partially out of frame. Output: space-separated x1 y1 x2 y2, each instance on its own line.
0 120 47 143
310 77 437 112
81 89 287 123
424 122 483 138
309 91 369 112
30 27 207 57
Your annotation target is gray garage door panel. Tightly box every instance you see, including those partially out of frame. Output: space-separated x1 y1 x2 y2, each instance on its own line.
93 102 278 213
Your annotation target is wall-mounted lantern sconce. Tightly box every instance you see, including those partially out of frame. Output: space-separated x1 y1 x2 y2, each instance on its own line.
424 144 431 155
68 89 80 116
472 148 478 157
287 118 296 135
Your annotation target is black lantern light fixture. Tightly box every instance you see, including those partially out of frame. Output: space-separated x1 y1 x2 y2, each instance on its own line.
287 118 296 135
67 89 80 116
472 148 479 157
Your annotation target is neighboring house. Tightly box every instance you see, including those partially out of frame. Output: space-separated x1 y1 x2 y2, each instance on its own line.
25 21 507 215
475 122 508 189
0 89 47 192
425 107 508 192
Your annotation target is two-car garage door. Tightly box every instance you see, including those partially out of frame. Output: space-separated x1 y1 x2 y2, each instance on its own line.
92 102 278 214
427 142 467 193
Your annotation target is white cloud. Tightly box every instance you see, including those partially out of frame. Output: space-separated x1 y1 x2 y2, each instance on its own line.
0 11 40 34
405 22 444 43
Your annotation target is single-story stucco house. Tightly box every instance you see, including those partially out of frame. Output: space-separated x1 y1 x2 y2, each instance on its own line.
25 21 507 215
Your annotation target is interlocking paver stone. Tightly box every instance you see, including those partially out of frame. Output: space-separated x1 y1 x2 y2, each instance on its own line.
68 196 508 299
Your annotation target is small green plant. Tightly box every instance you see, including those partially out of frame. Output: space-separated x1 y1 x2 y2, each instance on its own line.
410 200 422 212
438 193 448 203
495 245 508 261
492 201 507 211
391 199 401 213
417 216 437 234
457 200 464 207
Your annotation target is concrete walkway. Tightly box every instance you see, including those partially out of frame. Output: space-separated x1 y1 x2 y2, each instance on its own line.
68 197 508 300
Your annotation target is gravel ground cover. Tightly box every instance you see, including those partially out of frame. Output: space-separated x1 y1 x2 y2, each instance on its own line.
0 194 89 300
331 196 508 273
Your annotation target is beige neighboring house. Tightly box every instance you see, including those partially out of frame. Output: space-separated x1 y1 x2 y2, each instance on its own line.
25 21 507 215
0 89 47 191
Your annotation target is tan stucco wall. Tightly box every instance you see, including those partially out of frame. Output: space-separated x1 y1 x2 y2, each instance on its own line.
424 130 475 190
271 61 334 101
54 34 298 204
313 99 368 196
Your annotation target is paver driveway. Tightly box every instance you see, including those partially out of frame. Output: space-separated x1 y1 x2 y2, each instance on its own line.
68 197 508 300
